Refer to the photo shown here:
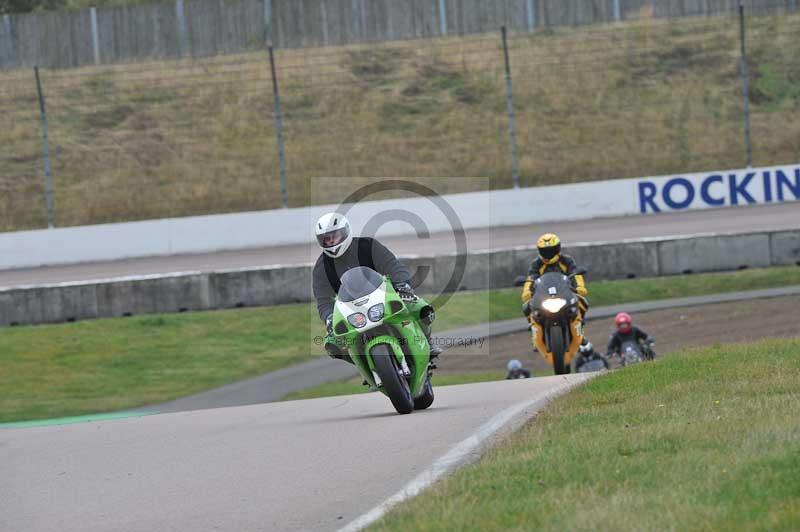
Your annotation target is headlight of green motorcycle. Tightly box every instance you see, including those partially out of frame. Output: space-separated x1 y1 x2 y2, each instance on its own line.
347 312 367 328
367 303 384 322
541 297 567 313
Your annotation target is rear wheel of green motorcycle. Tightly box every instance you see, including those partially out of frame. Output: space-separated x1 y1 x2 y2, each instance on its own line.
413 377 435 410
371 344 414 415
549 325 568 375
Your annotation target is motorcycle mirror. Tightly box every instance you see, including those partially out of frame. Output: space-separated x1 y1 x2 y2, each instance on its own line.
513 275 527 287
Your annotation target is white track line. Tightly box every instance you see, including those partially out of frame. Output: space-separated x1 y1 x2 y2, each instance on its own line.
337 374 593 532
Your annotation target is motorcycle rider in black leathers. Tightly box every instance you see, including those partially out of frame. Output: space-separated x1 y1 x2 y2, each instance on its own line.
606 312 656 360
312 212 440 364
505 359 531 379
521 233 590 349
572 341 610 372
521 233 588 319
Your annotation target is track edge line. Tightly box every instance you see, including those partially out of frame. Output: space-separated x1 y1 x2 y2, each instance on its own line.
337 374 595 532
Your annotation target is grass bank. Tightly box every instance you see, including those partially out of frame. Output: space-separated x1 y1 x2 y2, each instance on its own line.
2 12 799 230
372 338 800 531
1 266 798 423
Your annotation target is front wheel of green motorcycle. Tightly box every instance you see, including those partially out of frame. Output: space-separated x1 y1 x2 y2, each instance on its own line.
371 344 414 415
413 377 435 410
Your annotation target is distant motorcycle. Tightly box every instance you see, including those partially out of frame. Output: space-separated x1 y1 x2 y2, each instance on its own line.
617 337 657 367
331 267 435 414
572 349 610 373
516 269 587 375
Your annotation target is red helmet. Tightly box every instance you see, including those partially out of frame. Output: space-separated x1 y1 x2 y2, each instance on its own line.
615 312 632 333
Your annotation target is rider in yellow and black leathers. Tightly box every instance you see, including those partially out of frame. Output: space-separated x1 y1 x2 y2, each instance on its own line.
521 233 589 320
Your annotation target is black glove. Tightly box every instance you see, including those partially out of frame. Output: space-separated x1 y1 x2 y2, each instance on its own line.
393 282 417 301
325 314 333 336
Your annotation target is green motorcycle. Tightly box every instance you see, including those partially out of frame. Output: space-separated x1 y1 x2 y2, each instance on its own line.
330 267 435 414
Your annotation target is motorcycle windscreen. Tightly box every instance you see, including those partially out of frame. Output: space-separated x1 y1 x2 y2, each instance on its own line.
620 339 642 354
531 271 574 307
338 266 384 302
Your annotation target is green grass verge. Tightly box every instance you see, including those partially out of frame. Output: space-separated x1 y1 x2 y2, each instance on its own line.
1 266 798 423
281 371 504 402
0 305 317 423
371 338 800 531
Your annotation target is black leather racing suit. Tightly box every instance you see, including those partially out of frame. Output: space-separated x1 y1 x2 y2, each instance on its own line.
606 326 653 357
312 237 411 323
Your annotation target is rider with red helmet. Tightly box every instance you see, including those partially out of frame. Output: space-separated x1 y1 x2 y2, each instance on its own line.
606 312 655 359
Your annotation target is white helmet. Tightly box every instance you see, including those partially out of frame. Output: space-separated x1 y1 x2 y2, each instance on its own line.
507 359 523 372
315 212 353 258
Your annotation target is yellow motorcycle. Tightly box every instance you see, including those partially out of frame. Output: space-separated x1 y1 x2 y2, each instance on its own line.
517 270 587 375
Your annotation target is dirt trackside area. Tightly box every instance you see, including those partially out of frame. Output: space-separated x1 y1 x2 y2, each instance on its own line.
437 295 800 376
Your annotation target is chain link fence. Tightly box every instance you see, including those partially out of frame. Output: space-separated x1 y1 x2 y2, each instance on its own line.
1 5 798 231
4 0 797 70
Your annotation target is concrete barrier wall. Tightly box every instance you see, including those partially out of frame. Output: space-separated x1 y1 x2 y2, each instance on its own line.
1 229 798 327
657 233 773 275
770 230 800 266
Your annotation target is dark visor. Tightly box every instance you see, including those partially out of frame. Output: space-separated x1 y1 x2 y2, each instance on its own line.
317 226 350 248
539 245 560 260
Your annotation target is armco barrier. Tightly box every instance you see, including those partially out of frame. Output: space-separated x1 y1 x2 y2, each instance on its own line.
0 229 797 327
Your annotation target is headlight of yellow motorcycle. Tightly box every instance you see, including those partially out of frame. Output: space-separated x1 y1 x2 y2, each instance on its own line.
541 297 567 314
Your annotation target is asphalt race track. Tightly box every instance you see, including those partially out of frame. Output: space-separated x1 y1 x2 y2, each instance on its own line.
1 202 797 532
0 375 591 532
1 203 797 288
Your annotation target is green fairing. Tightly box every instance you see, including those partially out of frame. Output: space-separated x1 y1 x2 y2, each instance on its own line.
331 277 432 399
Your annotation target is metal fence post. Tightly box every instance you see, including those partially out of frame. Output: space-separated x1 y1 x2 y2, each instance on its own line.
263 0 273 45
90 7 101 65
439 0 447 36
351 0 360 40
34 67 55 229
526 0 536 33
268 46 288 208
360 0 367 39
501 27 520 189
176 0 188 57
613 0 621 22
320 0 329 45
2 15 13 69
738 2 753 167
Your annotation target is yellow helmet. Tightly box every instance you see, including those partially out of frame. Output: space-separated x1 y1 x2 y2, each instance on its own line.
536 233 561 264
